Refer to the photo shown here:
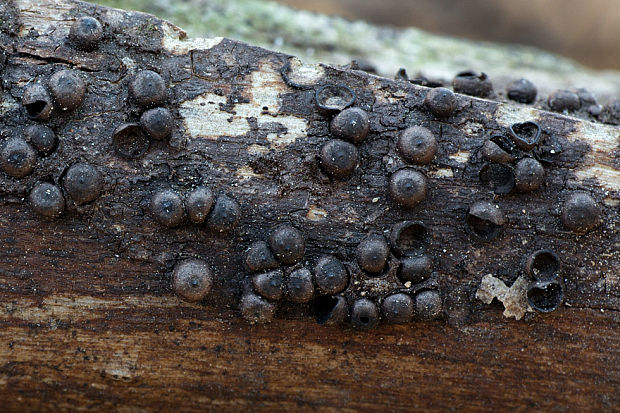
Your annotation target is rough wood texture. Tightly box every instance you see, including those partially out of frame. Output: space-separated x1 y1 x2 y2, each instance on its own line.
0 1 619 411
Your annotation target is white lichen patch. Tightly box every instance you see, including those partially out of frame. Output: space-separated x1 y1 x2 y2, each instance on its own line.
179 61 308 147
161 22 223 54
568 121 620 192
494 104 539 127
284 57 324 87
449 151 471 164
476 274 532 320
236 165 262 180
429 168 454 178
247 144 269 155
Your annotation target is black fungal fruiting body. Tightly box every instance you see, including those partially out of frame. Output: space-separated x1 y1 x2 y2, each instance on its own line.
286 268 314 303
314 255 349 295
24 125 57 156
29 183 65 218
313 296 347 325
252 269 284 301
329 108 370 144
150 189 185 228
548 90 580 112
112 123 149 158
131 70 167 107
509 121 541 151
415 290 442 320
63 163 103 204
398 255 432 284
527 279 564 313
525 250 561 280
424 87 457 118
69 16 104 51
22 84 53 120
479 163 515 194
356 235 389 274
172 259 214 302
140 107 174 140
561 193 601 233
514 158 544 192
466 201 506 242
507 79 537 104
315 84 355 112
319 139 358 179
388 168 427 208
186 186 214 224
48 70 86 112
268 225 305 265
206 195 240 233
481 136 515 164
245 241 279 273
382 293 414 324
351 298 379 329
397 126 437 165
389 221 429 257
452 71 493 98
0 137 37 178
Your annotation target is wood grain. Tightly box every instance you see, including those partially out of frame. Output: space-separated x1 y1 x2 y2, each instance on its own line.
0 0 619 411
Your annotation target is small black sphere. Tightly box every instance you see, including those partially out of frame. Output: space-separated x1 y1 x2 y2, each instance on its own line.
245 241 279 273
48 70 86 112
140 107 173 140
130 70 167 107
186 186 214 224
507 78 537 104
399 254 432 284
268 225 305 265
252 269 284 301
388 168 427 208
1 137 36 178
206 195 240 233
351 298 379 329
319 139 358 179
452 71 493 98
514 158 544 192
561 192 600 233
24 125 57 156
29 182 65 218
329 108 370 144
424 87 457 118
172 259 213 302
150 189 185 228
356 235 389 274
382 293 414 324
548 90 580 112
69 16 104 51
286 268 314 303
63 163 103 204
397 126 437 165
314 255 349 295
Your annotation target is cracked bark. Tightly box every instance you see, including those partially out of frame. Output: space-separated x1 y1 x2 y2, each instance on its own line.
1 0 619 411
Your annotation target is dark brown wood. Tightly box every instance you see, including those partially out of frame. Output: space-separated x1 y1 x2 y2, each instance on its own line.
0 0 619 411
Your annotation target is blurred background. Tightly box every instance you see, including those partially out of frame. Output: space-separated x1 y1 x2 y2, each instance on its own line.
277 0 620 70
95 0 620 99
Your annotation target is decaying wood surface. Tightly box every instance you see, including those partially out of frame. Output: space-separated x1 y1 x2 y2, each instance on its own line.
0 0 619 411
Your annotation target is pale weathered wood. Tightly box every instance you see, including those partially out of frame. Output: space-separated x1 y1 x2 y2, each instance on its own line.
0 0 619 411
